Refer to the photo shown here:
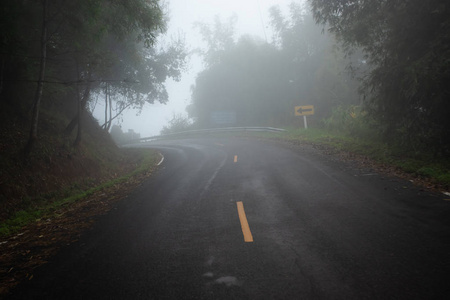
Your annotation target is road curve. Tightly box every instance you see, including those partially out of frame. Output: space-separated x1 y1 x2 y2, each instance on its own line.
9 137 450 299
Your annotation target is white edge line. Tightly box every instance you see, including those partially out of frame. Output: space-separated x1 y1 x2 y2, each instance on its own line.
157 153 165 166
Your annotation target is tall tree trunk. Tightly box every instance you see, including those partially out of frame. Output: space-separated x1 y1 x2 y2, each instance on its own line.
63 109 79 136
103 82 108 129
100 102 132 128
73 58 82 146
106 88 113 131
102 82 114 132
63 75 91 135
24 0 48 157
0 53 5 99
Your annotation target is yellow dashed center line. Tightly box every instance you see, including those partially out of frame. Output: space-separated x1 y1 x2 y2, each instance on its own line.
234 155 238 163
236 201 253 242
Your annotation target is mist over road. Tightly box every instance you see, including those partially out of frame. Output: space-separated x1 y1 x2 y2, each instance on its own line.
11 137 450 299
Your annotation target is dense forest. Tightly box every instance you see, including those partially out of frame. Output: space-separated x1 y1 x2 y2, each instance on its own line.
0 0 186 155
187 0 450 155
188 4 360 128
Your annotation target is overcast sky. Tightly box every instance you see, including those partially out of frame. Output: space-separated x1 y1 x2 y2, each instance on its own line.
97 0 297 137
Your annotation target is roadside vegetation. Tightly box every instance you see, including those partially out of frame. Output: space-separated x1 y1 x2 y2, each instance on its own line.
282 103 450 190
0 101 160 238
279 127 450 190
0 147 159 238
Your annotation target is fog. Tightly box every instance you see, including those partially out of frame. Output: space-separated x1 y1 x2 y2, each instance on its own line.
97 0 294 138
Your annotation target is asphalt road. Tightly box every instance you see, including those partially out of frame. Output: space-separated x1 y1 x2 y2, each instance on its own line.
9 137 450 299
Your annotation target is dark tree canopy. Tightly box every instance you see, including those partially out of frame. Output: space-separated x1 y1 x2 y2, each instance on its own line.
0 0 187 153
309 0 450 153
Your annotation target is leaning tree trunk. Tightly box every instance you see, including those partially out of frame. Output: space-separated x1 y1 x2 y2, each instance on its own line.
106 87 113 131
73 58 82 146
103 82 110 131
100 102 132 128
0 53 5 99
63 72 91 135
24 0 48 157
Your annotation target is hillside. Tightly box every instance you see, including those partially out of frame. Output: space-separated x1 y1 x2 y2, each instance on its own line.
0 100 161 294
0 100 157 225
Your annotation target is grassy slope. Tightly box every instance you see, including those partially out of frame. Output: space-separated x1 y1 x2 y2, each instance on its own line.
246 127 450 191
0 104 159 238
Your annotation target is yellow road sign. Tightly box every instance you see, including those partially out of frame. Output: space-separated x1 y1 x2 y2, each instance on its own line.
295 105 314 116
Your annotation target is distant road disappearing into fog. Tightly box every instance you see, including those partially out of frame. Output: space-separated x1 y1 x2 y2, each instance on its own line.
10 137 450 299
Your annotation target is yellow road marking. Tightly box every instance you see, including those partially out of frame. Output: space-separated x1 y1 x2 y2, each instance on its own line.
234 155 238 163
236 201 253 242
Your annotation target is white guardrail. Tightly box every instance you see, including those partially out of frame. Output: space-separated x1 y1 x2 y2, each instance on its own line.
134 127 286 143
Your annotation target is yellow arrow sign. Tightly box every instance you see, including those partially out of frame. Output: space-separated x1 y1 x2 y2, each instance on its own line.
295 105 314 116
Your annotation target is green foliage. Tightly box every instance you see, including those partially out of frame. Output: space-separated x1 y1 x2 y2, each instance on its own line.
0 210 42 237
277 127 450 187
160 113 193 135
0 0 187 151
0 149 159 238
322 105 378 139
194 15 238 67
309 0 450 154
110 125 141 144
437 173 450 185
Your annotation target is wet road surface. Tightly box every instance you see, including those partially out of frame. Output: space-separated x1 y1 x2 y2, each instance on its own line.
9 137 450 299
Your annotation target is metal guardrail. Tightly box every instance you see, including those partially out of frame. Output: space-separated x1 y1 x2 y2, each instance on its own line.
134 127 286 143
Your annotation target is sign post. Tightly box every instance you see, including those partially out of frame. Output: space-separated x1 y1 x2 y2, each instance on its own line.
295 105 314 129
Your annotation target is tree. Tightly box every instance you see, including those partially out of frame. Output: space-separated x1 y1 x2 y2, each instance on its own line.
110 125 140 144
189 35 286 127
0 0 187 154
160 113 192 135
193 15 238 67
59 0 179 140
24 0 48 155
309 0 450 153
188 6 357 128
